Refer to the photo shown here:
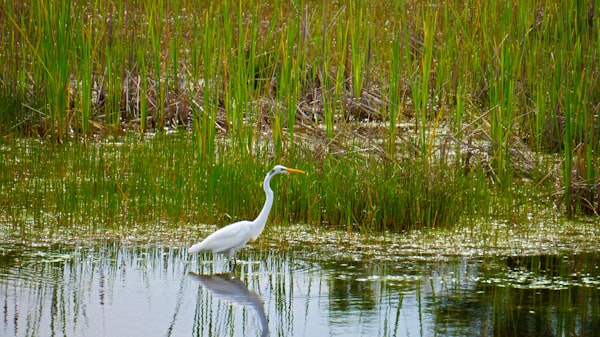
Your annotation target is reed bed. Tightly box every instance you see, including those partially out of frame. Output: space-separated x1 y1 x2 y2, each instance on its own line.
0 130 527 239
0 0 599 233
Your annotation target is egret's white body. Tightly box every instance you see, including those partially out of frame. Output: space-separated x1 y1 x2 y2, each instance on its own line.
188 165 304 267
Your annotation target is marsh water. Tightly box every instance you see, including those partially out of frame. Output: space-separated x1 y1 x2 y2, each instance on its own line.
1 225 599 337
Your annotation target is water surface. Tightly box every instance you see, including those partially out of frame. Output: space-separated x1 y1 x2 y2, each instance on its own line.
1 230 599 337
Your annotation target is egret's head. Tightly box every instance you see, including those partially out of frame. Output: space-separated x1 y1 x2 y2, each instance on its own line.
270 165 305 176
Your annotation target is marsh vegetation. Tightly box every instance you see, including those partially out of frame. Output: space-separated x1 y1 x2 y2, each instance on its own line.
2 0 599 229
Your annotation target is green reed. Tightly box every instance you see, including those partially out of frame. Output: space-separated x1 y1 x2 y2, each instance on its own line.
277 7 303 149
348 2 366 100
194 6 218 161
414 9 436 151
318 2 343 138
0 132 490 238
1 0 599 225
147 0 165 131
307 154 486 233
32 0 73 141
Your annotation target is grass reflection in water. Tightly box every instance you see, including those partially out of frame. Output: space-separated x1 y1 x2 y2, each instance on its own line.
1 237 599 337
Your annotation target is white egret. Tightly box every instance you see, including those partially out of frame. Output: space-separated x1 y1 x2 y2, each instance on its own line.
188 165 305 268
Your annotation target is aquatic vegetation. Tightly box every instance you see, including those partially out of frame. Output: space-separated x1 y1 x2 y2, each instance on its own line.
0 133 487 236
0 0 599 227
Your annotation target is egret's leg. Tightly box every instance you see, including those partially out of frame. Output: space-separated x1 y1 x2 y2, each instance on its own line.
228 256 237 271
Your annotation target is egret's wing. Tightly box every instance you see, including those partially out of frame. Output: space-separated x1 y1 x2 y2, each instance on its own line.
188 221 252 254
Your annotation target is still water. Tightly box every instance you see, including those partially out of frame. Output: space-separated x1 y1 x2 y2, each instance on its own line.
1 231 599 337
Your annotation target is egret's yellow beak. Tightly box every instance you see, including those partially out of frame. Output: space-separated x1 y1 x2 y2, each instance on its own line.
284 167 305 174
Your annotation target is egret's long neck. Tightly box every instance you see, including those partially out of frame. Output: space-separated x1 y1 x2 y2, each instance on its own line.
252 173 275 233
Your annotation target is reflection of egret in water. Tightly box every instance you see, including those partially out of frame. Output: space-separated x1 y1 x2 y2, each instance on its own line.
189 272 269 337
